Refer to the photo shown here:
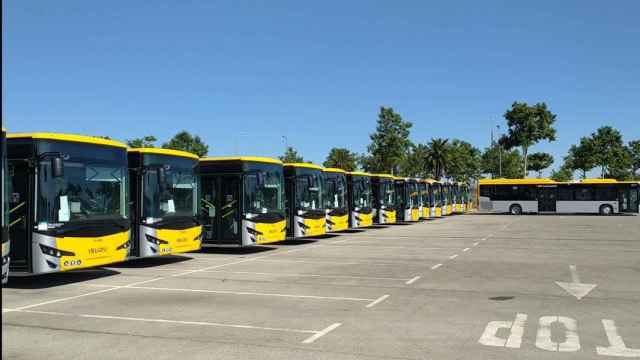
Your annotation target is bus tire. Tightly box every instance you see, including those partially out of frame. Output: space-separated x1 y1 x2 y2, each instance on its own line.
509 204 523 215
599 204 613 216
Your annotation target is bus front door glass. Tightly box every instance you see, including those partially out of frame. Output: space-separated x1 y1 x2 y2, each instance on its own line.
8 161 30 270
221 177 240 241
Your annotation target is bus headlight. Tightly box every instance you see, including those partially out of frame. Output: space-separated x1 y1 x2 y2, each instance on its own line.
116 241 131 250
39 244 75 258
145 234 168 246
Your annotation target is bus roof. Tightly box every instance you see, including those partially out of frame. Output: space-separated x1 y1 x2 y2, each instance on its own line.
201 156 282 165
7 132 127 149
283 162 323 170
348 171 371 177
128 147 199 160
579 178 640 184
322 167 347 174
479 178 557 185
370 173 394 179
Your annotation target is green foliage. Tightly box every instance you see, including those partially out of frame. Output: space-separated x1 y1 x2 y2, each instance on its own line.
364 106 413 174
279 146 304 163
398 143 430 177
588 126 631 179
126 135 157 148
424 138 449 180
627 140 640 179
550 162 574 182
499 101 557 177
162 131 209 157
446 139 482 182
323 148 358 171
565 138 596 179
481 146 524 179
527 152 554 178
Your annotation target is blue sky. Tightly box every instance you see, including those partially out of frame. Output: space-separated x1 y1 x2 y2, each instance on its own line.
3 1 639 174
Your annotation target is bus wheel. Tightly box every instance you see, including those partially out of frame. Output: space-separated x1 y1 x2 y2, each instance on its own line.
599 205 613 216
509 204 523 215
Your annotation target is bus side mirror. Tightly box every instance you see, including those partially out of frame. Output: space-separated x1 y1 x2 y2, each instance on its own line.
51 157 64 178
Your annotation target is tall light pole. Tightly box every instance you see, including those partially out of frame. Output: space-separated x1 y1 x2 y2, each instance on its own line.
497 125 502 178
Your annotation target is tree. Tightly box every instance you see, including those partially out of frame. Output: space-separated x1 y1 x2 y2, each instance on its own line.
364 107 413 174
550 162 574 182
565 138 596 179
628 140 640 179
398 143 430 177
588 126 631 179
527 152 554 178
323 148 358 171
126 135 157 148
162 131 209 157
499 101 557 177
424 138 449 180
279 146 304 163
481 146 524 179
447 139 481 182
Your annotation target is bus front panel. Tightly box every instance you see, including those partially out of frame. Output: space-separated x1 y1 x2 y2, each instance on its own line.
323 172 349 232
287 167 326 238
1 130 9 283
349 175 373 228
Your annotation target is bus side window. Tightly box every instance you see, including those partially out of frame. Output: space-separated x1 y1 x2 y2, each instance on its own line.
558 187 573 201
575 187 594 201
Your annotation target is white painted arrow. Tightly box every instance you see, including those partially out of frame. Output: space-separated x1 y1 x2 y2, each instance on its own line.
555 265 597 300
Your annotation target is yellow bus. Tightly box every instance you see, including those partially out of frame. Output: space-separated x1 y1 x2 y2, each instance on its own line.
371 174 396 224
7 133 130 276
430 180 443 217
127 148 202 258
394 177 420 222
199 157 286 246
442 182 453 215
1 128 9 283
347 172 374 228
322 168 349 232
418 179 430 219
284 163 326 238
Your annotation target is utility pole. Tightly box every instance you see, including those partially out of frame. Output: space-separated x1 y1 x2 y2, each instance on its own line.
497 125 502 178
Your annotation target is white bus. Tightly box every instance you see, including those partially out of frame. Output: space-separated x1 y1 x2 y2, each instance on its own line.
478 179 639 215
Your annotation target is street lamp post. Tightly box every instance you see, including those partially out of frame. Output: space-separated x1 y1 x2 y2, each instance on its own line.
497 125 502 178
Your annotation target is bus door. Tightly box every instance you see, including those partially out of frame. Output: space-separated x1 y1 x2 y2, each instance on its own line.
538 185 557 212
220 176 240 242
201 176 217 242
619 185 639 213
8 161 31 272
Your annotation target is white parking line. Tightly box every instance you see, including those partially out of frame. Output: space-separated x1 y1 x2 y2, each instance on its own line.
473 242 480 246
431 263 443 270
449 254 459 259
463 248 470 252
199 270 412 282
366 294 390 308
302 323 343 344
5 308 334 340
254 258 403 267
405 276 421 285
85 283 378 303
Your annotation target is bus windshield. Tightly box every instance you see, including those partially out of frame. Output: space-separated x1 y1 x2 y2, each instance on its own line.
36 141 128 231
352 176 372 210
408 182 419 208
323 173 347 210
380 179 395 207
1 131 8 243
142 154 198 222
244 164 285 215
295 169 323 211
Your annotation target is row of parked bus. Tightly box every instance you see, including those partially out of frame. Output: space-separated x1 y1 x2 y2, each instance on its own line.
0 132 472 284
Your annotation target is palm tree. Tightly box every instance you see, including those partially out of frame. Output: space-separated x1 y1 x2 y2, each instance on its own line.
425 138 449 180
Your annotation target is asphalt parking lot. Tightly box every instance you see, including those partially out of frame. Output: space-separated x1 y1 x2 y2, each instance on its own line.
2 214 639 360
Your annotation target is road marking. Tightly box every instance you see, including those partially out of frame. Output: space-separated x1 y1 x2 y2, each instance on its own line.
597 319 640 357
2 287 120 313
536 316 580 352
555 265 597 300
449 254 459 259
85 284 377 303
366 294 390 308
254 258 402 266
479 313 528 348
4 308 328 338
473 242 479 246
463 247 470 252
431 263 443 270
302 323 342 344
405 276 421 285
201 270 412 282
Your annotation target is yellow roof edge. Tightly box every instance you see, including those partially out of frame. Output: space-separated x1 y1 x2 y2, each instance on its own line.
370 173 394 179
7 132 127 149
201 156 283 165
347 171 371 177
128 147 199 160
284 162 323 170
322 167 347 173
479 178 557 185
